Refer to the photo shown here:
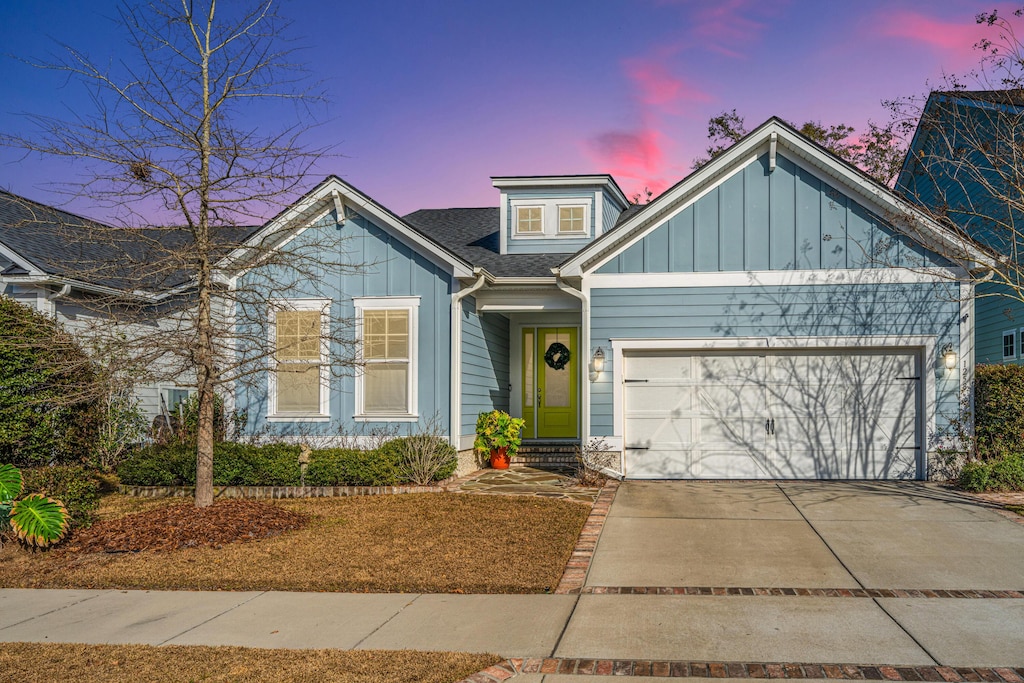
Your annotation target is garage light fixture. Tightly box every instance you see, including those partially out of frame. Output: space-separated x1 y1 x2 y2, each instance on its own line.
942 343 957 371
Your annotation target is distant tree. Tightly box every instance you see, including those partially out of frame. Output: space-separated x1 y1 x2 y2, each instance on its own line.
692 110 907 186
1 1 358 507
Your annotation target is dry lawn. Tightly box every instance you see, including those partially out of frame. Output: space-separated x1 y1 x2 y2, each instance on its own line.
0 642 502 683
0 493 590 593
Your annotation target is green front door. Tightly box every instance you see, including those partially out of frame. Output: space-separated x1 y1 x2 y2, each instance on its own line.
522 327 578 439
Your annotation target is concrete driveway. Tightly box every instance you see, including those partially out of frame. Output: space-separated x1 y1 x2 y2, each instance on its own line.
556 480 1024 667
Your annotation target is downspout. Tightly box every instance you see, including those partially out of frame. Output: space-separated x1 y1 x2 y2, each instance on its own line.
554 272 590 447
45 283 71 317
450 268 487 449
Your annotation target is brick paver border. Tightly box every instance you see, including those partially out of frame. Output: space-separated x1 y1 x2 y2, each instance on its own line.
579 586 1024 598
455 658 1024 681
554 479 620 594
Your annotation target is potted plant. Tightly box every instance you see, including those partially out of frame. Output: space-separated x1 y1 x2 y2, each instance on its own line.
474 410 526 469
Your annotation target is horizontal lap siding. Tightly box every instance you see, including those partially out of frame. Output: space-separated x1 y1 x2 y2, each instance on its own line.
975 280 1024 364
237 210 453 437
597 152 950 274
461 297 510 436
588 284 962 436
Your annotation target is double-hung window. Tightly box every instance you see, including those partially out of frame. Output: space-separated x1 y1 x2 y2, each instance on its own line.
1003 329 1017 361
269 300 329 418
354 297 419 420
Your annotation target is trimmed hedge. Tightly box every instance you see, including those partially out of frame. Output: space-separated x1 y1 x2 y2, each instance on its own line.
975 364 1024 456
958 451 1024 492
117 437 457 488
20 465 102 528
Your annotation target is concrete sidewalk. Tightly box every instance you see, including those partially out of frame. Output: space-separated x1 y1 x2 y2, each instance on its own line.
3 481 1024 673
3 587 1024 667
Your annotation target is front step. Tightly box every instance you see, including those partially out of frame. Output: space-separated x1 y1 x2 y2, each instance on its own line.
512 442 580 470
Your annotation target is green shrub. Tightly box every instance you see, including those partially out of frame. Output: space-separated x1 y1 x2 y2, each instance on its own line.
958 460 991 492
345 444 403 486
211 442 300 486
0 296 102 467
117 444 197 486
20 465 102 528
989 451 1024 491
974 364 1024 458
380 435 457 483
304 448 353 486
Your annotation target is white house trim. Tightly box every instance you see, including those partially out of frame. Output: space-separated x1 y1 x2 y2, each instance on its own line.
352 295 421 422
582 267 965 291
219 176 474 279
450 271 487 445
608 334 938 479
492 175 629 208
266 298 331 421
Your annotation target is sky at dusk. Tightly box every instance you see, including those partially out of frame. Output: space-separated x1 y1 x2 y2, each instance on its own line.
0 0 1020 221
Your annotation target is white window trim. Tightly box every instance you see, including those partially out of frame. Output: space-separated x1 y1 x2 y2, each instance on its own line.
1004 329 1018 361
267 298 331 421
353 296 420 421
509 197 591 240
514 205 545 236
557 204 589 235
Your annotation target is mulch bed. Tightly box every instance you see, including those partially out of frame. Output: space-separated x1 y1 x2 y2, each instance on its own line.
64 500 308 553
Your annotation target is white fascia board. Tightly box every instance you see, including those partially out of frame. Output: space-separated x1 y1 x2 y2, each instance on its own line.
0 239 45 276
492 175 629 209
218 177 474 279
560 119 993 277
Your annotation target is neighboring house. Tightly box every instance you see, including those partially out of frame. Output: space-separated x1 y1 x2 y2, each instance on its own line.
225 117 988 480
0 190 242 420
897 89 1024 366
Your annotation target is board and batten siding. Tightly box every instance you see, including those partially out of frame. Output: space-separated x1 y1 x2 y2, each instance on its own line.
602 192 624 235
460 297 510 436
587 283 963 438
235 209 453 437
597 153 949 275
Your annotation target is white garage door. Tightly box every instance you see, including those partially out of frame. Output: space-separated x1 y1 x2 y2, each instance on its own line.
623 349 920 480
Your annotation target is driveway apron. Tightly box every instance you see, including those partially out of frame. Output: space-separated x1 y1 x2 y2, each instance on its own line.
559 480 1024 667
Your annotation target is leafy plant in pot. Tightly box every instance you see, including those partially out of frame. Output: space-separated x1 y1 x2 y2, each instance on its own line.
474 411 526 469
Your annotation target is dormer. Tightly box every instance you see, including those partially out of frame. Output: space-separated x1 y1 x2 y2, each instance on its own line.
492 175 629 255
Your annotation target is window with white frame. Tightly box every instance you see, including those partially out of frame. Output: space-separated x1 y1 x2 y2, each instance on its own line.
557 205 586 234
354 297 419 419
1003 329 1017 361
269 300 329 418
515 206 543 234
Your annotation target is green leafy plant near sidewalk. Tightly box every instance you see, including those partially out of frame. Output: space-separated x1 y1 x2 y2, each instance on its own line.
953 365 1024 492
0 464 71 548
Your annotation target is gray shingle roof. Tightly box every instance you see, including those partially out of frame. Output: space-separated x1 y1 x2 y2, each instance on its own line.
0 190 254 292
402 207 573 278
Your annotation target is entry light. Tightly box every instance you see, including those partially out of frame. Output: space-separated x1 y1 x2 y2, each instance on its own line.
591 347 605 374
942 343 957 371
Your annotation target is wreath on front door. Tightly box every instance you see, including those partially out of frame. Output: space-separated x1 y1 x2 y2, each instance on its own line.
544 342 571 370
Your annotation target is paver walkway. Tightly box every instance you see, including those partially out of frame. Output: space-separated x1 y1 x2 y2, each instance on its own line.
3 480 1023 681
455 465 601 503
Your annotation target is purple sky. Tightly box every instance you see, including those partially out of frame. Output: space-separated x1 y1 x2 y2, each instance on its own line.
0 0 1017 220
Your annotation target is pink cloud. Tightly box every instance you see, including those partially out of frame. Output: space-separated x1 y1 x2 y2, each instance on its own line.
625 59 712 110
879 7 1024 68
654 0 780 58
587 126 671 200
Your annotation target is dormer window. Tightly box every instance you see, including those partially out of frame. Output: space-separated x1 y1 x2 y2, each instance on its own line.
516 206 543 234
558 206 586 234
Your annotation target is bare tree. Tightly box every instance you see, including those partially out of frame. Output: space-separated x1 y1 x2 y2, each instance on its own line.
692 110 907 186
1 1 356 507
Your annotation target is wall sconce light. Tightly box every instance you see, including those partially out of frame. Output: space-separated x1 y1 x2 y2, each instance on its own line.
591 347 605 374
942 343 957 371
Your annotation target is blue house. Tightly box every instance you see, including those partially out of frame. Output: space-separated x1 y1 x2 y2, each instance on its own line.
222 117 988 481
898 89 1024 366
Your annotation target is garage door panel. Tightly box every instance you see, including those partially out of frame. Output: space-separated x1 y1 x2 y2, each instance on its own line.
625 384 695 411
626 416 694 445
623 348 921 481
628 355 693 379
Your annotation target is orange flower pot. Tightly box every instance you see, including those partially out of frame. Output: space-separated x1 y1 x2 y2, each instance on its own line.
489 447 510 469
